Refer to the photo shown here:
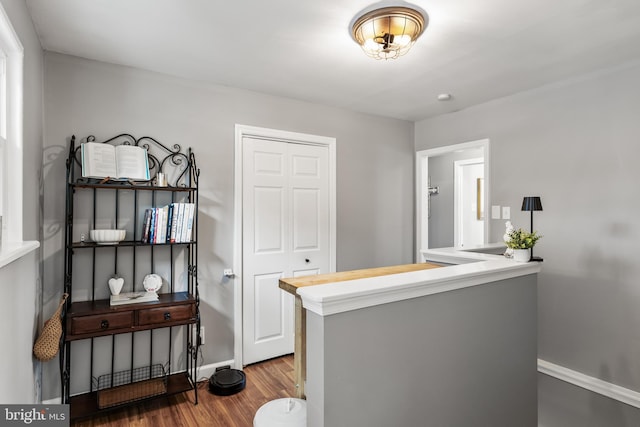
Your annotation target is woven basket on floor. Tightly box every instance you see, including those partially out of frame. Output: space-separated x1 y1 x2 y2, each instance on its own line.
33 293 68 362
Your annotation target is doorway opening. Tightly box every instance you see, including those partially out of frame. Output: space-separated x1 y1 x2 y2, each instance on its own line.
415 139 490 260
454 158 484 248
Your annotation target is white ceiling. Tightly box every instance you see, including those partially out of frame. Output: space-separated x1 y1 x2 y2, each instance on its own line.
24 0 640 121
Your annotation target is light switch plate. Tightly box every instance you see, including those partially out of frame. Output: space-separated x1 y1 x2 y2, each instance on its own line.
502 206 511 219
491 205 501 219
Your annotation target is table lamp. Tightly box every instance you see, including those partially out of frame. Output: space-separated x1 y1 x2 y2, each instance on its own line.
521 196 543 262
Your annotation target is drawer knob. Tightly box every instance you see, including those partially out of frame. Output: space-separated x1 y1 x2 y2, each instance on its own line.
100 320 109 329
164 312 171 321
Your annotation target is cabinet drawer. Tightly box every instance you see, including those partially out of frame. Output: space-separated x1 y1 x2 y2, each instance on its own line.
70 311 134 336
138 304 195 326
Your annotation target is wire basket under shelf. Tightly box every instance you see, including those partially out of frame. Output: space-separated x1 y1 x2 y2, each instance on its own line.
97 364 167 409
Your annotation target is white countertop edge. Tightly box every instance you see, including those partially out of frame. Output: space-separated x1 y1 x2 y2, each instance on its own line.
420 244 508 264
0 240 40 269
298 251 541 316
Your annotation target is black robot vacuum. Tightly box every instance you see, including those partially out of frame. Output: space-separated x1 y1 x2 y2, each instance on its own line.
208 367 246 396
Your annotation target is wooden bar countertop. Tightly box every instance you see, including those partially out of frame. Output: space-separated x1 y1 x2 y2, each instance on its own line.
279 262 442 295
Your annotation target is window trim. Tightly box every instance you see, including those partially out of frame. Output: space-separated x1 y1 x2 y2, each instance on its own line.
0 3 39 268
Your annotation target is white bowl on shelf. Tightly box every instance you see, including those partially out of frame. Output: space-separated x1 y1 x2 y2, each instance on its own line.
90 229 126 244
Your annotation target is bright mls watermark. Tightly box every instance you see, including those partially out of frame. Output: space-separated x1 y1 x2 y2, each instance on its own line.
0 405 69 426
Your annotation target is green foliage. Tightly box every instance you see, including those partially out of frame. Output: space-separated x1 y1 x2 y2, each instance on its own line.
505 228 541 249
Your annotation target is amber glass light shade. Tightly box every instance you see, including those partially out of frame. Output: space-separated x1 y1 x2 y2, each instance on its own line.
351 6 428 60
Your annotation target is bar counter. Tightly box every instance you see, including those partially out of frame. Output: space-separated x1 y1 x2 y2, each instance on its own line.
280 247 541 426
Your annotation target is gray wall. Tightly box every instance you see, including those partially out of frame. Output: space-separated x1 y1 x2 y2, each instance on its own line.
415 61 640 425
306 275 538 427
0 0 43 403
427 148 483 248
539 373 640 427
41 52 415 400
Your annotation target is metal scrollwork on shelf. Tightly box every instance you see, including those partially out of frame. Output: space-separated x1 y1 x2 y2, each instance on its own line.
70 133 198 188
187 264 197 276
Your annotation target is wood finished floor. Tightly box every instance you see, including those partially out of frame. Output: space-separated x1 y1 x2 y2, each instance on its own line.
71 355 295 427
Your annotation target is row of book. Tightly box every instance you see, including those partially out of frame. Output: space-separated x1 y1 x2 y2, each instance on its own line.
141 202 195 244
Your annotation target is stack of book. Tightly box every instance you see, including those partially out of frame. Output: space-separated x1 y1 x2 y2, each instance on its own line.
110 291 159 306
141 202 195 244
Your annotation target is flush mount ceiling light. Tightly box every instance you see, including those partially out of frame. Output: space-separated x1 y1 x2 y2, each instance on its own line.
351 4 428 60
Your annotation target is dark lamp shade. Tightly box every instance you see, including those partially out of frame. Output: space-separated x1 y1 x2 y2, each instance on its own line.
521 196 543 211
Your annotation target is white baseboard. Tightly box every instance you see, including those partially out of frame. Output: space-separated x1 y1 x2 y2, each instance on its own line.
44 359 636 411
196 359 237 383
538 359 640 408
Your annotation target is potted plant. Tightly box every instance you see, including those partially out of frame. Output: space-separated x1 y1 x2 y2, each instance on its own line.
504 225 542 262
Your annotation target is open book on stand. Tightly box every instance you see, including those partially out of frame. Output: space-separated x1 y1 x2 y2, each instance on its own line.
110 291 159 306
81 142 150 181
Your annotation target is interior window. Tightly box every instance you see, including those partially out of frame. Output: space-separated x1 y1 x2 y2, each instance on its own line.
0 4 22 246
0 53 6 224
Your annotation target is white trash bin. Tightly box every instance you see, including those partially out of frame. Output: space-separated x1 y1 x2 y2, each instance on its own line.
253 397 307 427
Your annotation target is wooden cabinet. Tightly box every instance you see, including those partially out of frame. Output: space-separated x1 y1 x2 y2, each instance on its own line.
61 134 201 420
66 293 197 340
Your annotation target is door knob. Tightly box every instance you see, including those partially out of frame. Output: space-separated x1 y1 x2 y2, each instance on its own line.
305 258 310 263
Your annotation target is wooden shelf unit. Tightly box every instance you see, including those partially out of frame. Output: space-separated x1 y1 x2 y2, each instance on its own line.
61 134 201 420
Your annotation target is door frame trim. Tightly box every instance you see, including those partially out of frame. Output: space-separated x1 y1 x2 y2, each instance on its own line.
415 139 490 260
233 124 337 368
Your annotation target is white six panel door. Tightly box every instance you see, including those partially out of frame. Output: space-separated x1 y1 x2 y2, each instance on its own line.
242 137 329 365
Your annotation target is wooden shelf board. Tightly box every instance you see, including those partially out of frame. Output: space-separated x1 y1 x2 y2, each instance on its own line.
71 182 196 192
70 240 196 248
67 292 195 315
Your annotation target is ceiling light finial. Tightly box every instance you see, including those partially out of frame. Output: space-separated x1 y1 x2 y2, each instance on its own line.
351 3 428 60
